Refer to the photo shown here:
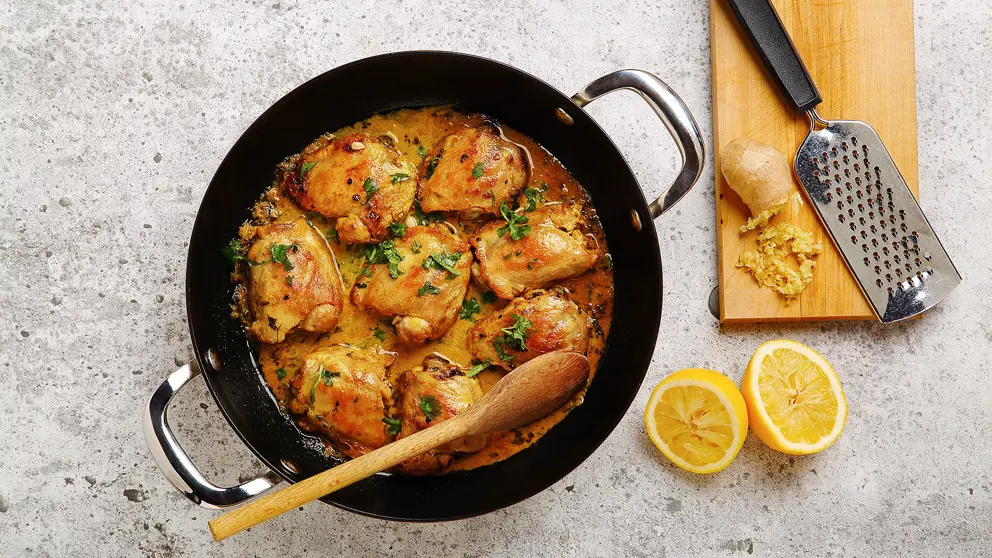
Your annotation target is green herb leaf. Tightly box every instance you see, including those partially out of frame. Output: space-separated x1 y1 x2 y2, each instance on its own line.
413 198 445 226
363 177 378 203
480 290 499 305
382 416 402 436
416 145 427 159
421 251 462 278
459 298 481 321
370 325 387 342
496 200 531 240
527 258 539 270
326 227 339 244
362 240 404 279
423 149 444 179
465 359 491 377
419 395 441 423
221 238 244 269
471 162 485 179
390 172 410 184
411 240 422 254
320 364 341 386
270 243 297 271
493 313 533 361
493 337 514 362
285 274 294 286
300 161 317 178
523 184 546 212
388 221 407 238
275 367 287 380
417 281 441 297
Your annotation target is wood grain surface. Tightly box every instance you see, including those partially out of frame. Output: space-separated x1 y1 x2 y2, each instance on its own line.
711 0 920 322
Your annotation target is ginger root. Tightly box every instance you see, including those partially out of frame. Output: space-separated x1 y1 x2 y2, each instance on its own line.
737 223 823 301
721 138 800 232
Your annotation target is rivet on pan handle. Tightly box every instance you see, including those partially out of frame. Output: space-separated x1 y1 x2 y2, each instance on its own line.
571 70 705 219
142 361 282 509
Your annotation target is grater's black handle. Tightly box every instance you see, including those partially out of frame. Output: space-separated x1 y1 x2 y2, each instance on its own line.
725 0 822 113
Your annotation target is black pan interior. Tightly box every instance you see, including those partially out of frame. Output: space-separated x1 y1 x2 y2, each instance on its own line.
185 51 664 520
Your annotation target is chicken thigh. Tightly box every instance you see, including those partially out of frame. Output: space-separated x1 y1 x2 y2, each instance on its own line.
471 203 600 300
351 224 472 344
286 132 416 244
391 354 487 474
417 122 530 219
288 344 396 458
247 216 344 344
468 289 590 369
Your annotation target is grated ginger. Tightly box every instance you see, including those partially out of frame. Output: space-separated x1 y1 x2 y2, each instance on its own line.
737 223 823 300
739 192 803 233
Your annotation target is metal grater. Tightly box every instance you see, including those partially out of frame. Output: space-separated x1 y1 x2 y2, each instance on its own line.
727 0 961 322
794 114 961 322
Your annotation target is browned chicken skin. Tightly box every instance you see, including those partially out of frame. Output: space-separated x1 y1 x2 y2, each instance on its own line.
391 354 487 474
471 203 600 300
468 288 590 370
351 224 472 344
286 132 416 244
288 344 396 459
247 216 344 343
417 122 530 219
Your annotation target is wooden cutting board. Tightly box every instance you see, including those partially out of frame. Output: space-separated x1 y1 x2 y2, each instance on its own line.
711 0 920 322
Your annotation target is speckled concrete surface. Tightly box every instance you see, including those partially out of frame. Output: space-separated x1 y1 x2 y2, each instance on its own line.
1 0 990 556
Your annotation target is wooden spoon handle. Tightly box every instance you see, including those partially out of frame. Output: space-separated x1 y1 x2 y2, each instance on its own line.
209 417 469 541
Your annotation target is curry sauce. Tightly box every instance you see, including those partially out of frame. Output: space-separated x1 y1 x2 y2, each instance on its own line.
231 107 614 473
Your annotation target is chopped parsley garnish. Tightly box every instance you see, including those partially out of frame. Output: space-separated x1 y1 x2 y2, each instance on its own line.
285 274 294 286
320 365 340 386
221 238 245 269
362 240 404 279
493 337 514 362
480 290 499 305
416 145 427 159
471 162 485 179
370 325 387 342
299 161 317 178
390 172 410 184
422 251 461 278
382 416 402 436
413 198 445 226
465 359 491 377
497 200 531 240
459 298 481 321
523 183 547 212
417 281 441 297
362 177 378 203
411 240 422 254
492 313 533 361
388 221 407 238
309 364 341 403
269 243 298 271
419 395 441 423
275 367 287 380
527 258 539 270
423 149 444 179
326 227 339 243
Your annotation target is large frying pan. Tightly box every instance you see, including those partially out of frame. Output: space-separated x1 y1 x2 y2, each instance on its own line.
143 51 704 521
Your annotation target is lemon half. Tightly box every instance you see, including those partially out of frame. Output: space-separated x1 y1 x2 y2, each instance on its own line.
645 368 749 474
742 340 847 455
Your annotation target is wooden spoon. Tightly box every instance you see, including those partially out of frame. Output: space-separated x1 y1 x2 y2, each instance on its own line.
209 351 590 540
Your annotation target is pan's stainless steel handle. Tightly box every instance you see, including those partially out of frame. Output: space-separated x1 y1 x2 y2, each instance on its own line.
142 361 282 509
572 70 705 219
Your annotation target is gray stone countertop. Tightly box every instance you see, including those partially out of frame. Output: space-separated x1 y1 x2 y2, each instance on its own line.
1 0 989 556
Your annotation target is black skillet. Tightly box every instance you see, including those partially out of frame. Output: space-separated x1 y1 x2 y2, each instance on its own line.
143 51 704 521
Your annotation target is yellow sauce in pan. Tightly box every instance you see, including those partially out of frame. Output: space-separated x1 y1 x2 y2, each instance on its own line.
238 107 614 473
